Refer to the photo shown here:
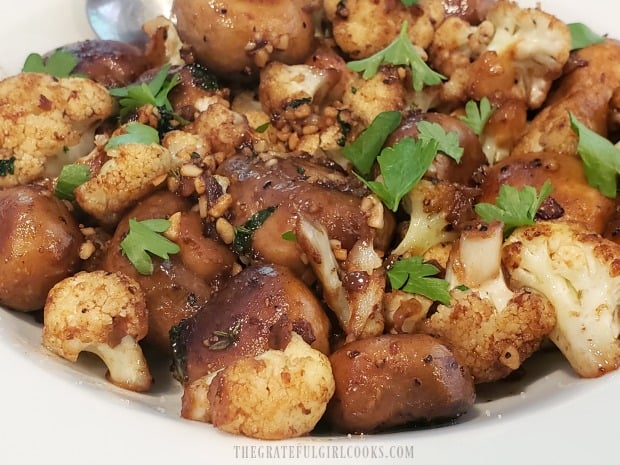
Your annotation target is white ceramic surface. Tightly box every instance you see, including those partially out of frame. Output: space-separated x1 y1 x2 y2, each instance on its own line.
0 1 618 464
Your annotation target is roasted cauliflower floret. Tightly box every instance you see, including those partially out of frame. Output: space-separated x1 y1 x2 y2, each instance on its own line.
0 73 113 187
205 333 335 440
74 133 179 225
324 0 444 59
418 221 555 383
434 0 570 108
503 221 620 378
341 67 408 128
42 270 152 392
392 179 476 257
429 16 494 76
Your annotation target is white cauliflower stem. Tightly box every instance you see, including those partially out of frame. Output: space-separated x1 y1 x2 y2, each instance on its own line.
503 222 620 378
42 270 152 392
419 221 555 383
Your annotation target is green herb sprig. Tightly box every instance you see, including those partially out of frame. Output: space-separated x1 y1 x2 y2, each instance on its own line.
475 180 553 236
109 64 181 119
105 123 160 150
22 50 79 77
347 21 445 91
568 23 605 51
55 164 90 200
120 218 181 275
342 111 402 175
459 97 495 136
358 137 438 212
388 256 451 305
569 113 620 198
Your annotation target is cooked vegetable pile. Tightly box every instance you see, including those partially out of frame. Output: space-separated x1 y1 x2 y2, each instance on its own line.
0 0 618 439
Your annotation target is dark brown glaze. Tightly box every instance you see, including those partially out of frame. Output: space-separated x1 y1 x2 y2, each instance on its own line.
0 185 82 311
325 333 475 434
217 154 395 277
58 40 150 88
386 111 488 186
174 264 331 384
102 190 236 352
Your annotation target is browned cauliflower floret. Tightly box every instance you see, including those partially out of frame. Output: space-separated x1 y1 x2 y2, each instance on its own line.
503 221 620 378
324 0 444 59
184 103 252 156
433 0 570 109
429 16 494 76
341 67 408 128
42 270 152 392
417 221 556 383
0 73 113 187
74 133 179 225
187 333 335 440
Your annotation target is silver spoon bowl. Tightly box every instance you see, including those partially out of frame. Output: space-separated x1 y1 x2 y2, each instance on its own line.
86 0 173 43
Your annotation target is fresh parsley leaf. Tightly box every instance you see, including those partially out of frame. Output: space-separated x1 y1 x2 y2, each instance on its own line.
475 180 553 236
359 137 438 212
109 64 181 119
255 122 270 133
22 50 79 77
0 157 16 177
105 123 160 150
388 256 451 305
342 110 402 175
400 0 419 5
568 23 605 51
416 121 463 162
232 206 277 256
569 112 620 198
347 21 445 91
120 218 181 275
281 230 297 241
459 97 495 136
55 164 90 200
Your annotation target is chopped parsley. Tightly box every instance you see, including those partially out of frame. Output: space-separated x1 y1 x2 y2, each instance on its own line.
232 206 277 257
120 218 181 275
281 230 297 242
347 21 445 91
569 112 620 198
357 137 439 212
416 121 463 162
0 157 16 177
342 110 402 176
54 164 90 200
105 123 160 150
459 97 495 136
22 49 79 77
387 256 451 305
400 0 419 5
568 23 605 51
475 180 554 236
109 64 181 119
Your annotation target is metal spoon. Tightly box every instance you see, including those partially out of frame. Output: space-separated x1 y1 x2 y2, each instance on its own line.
86 0 173 43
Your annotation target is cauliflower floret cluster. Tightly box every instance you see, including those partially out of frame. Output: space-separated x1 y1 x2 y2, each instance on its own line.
432 0 571 108
42 270 152 392
0 72 113 187
205 333 335 440
75 136 179 225
503 221 620 378
324 0 444 59
417 221 555 383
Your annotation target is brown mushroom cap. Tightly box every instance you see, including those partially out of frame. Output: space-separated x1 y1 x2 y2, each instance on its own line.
174 263 331 384
172 0 317 78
